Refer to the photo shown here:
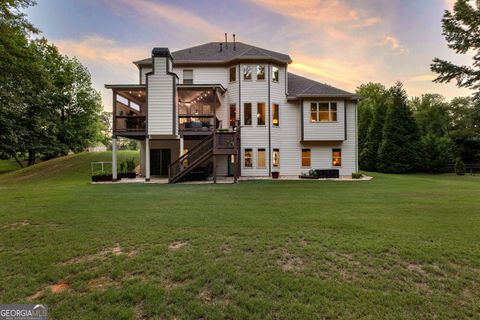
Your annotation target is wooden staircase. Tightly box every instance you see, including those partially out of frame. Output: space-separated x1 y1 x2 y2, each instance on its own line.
168 131 239 184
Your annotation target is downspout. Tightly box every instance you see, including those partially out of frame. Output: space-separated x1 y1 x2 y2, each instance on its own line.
268 63 272 176
238 63 242 176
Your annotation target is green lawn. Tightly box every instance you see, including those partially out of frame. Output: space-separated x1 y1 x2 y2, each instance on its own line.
0 152 479 319
0 158 27 174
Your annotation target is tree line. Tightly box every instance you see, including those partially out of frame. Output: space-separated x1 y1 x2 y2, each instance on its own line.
0 0 104 166
357 82 480 173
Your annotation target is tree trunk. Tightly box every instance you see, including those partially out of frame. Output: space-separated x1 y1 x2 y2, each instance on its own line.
14 156 24 168
28 149 36 166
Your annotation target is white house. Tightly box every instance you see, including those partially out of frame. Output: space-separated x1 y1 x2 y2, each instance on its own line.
105 40 359 183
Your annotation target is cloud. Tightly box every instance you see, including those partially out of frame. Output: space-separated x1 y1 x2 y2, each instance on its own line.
289 52 377 91
380 36 409 55
55 35 147 66
408 74 437 82
108 0 222 40
250 0 381 29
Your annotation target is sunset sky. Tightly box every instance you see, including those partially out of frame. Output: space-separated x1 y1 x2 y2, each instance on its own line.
26 0 473 111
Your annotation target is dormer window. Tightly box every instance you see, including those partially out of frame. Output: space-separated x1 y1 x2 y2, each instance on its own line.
183 69 193 84
272 66 279 82
243 65 252 80
257 65 265 80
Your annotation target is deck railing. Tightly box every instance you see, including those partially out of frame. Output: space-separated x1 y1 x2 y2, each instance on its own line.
115 116 146 132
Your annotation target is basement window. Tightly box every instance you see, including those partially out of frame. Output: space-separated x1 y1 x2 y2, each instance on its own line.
183 69 193 84
273 149 280 168
302 149 311 167
332 149 342 167
244 149 253 168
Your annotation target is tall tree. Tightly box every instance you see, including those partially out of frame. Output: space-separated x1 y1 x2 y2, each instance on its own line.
431 0 480 99
448 97 480 162
377 82 421 173
356 83 389 171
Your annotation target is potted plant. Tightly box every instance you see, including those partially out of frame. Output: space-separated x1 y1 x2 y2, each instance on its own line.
119 158 137 179
299 169 318 179
272 171 280 179
91 169 113 182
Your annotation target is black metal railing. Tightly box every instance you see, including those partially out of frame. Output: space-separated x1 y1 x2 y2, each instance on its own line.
115 116 146 132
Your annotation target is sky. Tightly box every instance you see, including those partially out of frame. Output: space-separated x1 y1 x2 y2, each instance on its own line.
25 0 474 111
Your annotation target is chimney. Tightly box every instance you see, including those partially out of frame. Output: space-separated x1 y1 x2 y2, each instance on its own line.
233 34 236 50
219 42 223 52
225 33 228 49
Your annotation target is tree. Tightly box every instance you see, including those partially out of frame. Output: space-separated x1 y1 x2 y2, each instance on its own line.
431 0 480 100
411 94 451 137
448 97 480 162
420 134 455 172
455 157 466 175
356 83 389 171
377 82 421 173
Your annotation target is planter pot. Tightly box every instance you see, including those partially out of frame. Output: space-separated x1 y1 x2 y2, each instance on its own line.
120 172 136 179
299 175 318 179
92 174 113 182
272 172 280 179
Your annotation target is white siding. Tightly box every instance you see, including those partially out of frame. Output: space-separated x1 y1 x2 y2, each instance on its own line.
302 100 345 141
140 67 152 84
239 63 270 176
148 57 175 135
172 67 228 86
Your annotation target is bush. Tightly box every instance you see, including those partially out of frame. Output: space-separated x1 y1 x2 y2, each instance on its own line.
454 158 466 175
119 158 136 173
352 172 363 179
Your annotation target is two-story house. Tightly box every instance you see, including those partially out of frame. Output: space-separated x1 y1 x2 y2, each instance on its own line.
105 41 359 183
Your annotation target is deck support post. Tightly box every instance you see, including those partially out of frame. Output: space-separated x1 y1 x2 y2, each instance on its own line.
213 155 217 184
112 137 118 181
145 137 150 182
233 154 238 183
179 137 184 157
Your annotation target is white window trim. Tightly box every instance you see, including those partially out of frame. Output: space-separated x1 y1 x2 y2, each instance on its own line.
229 66 237 83
301 149 311 168
243 65 252 81
243 102 253 126
257 148 267 169
272 66 279 83
244 148 253 169
332 148 342 168
310 102 338 123
256 65 266 81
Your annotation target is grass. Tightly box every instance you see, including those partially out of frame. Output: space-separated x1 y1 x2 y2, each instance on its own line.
0 158 27 174
0 151 479 319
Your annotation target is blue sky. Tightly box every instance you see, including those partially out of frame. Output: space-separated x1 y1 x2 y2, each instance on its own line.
26 0 472 110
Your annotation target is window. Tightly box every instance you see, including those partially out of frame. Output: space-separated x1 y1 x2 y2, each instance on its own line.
272 66 279 82
183 69 193 84
257 65 265 80
244 103 252 125
257 103 265 125
302 149 311 167
332 148 342 167
258 149 266 168
229 66 236 82
229 104 236 127
273 149 280 167
310 102 338 122
245 149 253 168
272 103 279 126
243 65 252 80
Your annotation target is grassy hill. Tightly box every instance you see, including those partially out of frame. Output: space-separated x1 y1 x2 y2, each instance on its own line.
0 152 479 319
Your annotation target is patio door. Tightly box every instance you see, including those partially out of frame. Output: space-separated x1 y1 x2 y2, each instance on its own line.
150 149 171 176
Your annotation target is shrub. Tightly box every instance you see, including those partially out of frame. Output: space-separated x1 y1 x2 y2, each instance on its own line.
308 169 318 177
352 172 363 179
119 158 137 173
454 158 466 175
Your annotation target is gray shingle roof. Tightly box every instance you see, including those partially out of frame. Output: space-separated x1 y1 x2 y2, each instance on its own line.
134 42 292 65
287 73 357 99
